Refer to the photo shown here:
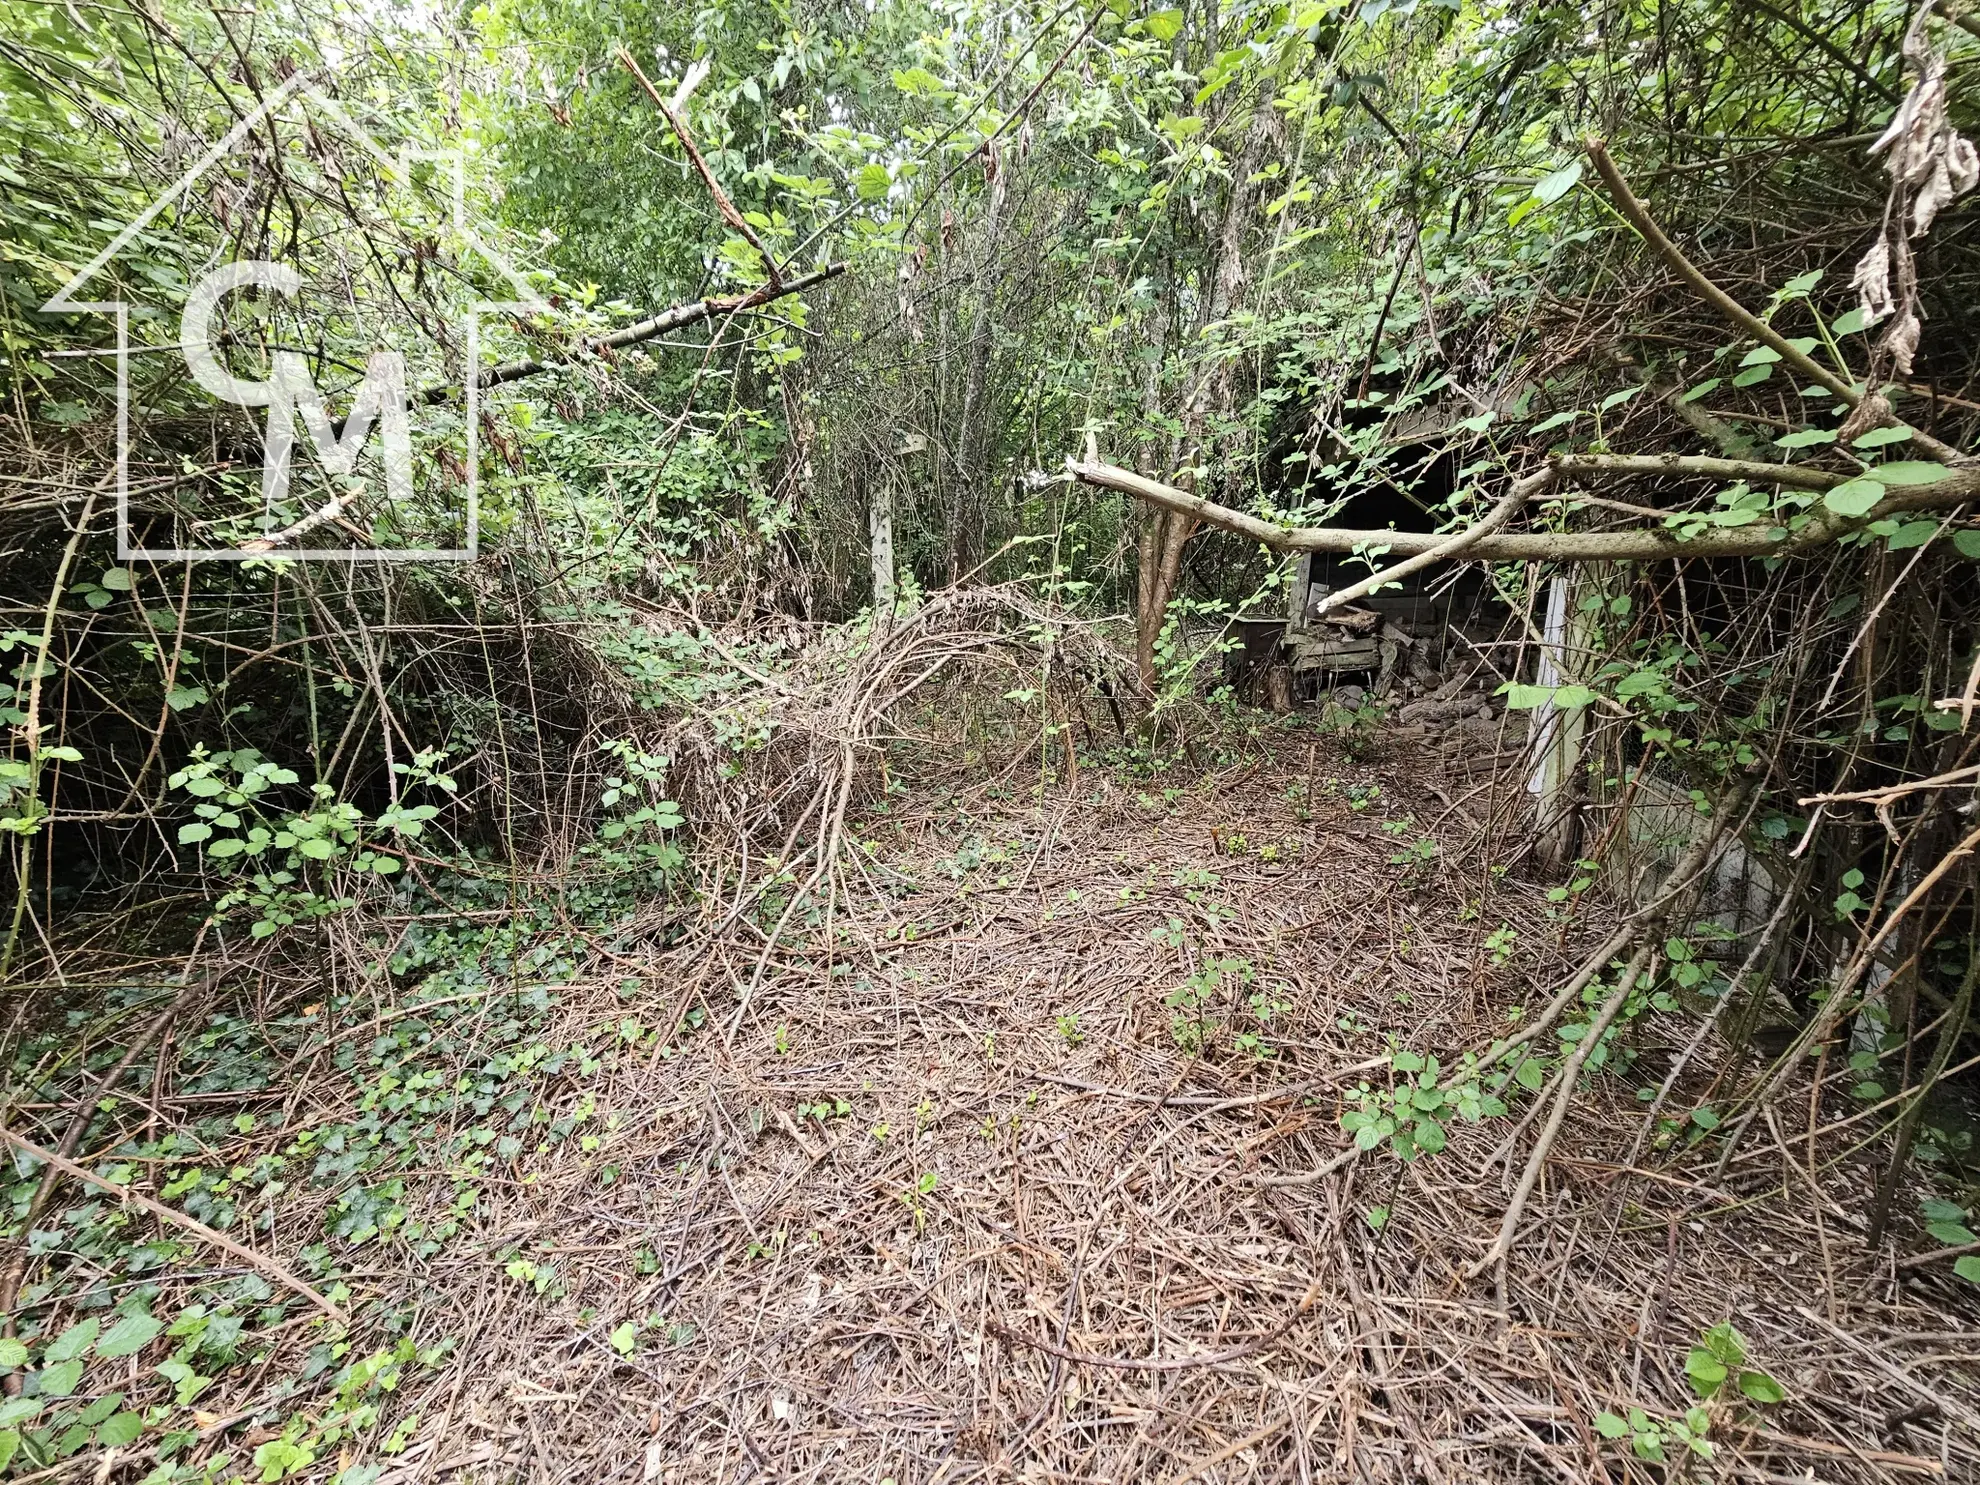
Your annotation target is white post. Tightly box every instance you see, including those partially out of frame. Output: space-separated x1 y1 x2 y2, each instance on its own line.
869 480 896 613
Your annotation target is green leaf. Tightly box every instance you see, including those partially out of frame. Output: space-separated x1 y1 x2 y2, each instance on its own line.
1956 530 1980 559
1739 345 1782 367
1551 685 1597 709
855 163 891 201
1529 409 1580 433
1922 1198 1969 1222
94 1311 162 1359
94 1410 142 1446
0 1340 24 1370
1869 460 1950 486
1775 428 1835 448
1737 1370 1785 1405
178 822 213 845
1731 363 1773 387
35 1358 83 1397
1678 378 1721 403
1594 1412 1631 1439
890 67 945 97
1853 425 1914 449
1926 1220 1976 1245
1823 478 1885 518
43 1319 97 1364
1887 521 1939 551
0 1398 41 1429
1599 385 1643 412
609 1322 637 1355
1414 1119 1446 1153
1532 160 1583 206
1685 1350 1728 1393
1954 1255 1980 1284
1833 307 1870 334
1145 6 1185 40
0 1430 16 1472
97 568 133 592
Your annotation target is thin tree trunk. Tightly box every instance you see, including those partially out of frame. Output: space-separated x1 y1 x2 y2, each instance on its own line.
1135 90 1277 687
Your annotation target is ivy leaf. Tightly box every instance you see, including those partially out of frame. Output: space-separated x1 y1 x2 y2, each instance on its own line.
1822 478 1884 517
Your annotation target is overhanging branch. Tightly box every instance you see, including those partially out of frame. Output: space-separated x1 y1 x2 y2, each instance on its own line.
1068 455 1979 564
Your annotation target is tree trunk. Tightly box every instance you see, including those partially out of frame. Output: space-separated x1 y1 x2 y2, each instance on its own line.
1134 91 1277 689
951 145 1010 580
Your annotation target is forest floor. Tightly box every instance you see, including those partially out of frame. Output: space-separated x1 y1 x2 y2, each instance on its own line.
19 720 1980 1485
285 722 1977 1485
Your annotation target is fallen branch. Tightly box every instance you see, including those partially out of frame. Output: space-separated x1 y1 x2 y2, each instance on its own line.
1314 467 1555 615
0 1124 348 1326
1068 454 1979 563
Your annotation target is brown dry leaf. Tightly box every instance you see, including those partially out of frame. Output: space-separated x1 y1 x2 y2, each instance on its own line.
1850 236 1894 325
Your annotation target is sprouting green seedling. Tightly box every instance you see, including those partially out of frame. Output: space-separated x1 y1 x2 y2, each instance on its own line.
1056 1013 1084 1046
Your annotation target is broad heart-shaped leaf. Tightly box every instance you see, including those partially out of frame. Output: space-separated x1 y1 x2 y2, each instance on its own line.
1953 1255 1980 1284
1887 520 1940 551
93 1311 162 1359
1853 425 1914 449
1593 1411 1631 1439
1868 460 1950 485
1737 1369 1785 1405
1822 478 1885 517
1957 530 1980 560
1532 159 1583 206
42 1318 97 1365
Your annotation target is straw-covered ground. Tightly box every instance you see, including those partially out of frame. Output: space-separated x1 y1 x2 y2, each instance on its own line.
10 714 1980 1485
238 726 1974 1485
